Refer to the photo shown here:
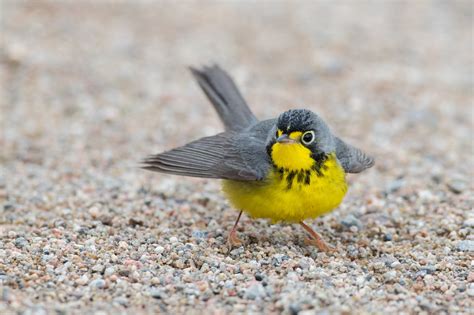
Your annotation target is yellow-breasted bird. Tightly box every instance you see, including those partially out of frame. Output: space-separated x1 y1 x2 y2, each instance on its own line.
142 65 374 251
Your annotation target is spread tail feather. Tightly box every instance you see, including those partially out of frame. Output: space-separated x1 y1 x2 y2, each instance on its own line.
190 65 258 131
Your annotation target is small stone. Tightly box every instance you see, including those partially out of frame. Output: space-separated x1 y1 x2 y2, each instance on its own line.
383 233 393 242
340 214 362 229
289 303 302 315
113 296 129 306
154 246 165 254
384 270 397 282
92 264 104 273
255 273 264 281
244 283 266 300
372 261 385 271
89 278 106 289
230 247 244 256
385 178 404 193
414 270 427 279
150 287 165 299
467 284 474 297
418 190 435 201
462 218 474 228
192 230 208 239
467 272 474 282
447 179 467 194
169 237 178 243
88 206 101 218
118 269 130 277
104 267 115 277
75 274 89 286
390 261 401 269
14 237 28 248
457 240 474 252
128 218 144 227
421 265 436 275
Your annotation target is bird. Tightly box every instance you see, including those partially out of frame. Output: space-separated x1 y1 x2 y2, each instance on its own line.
142 65 374 252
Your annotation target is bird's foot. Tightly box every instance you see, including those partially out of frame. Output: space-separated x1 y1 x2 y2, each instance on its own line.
304 237 335 252
227 231 243 248
299 221 335 253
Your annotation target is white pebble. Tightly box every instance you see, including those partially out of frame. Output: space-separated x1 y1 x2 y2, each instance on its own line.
154 246 165 254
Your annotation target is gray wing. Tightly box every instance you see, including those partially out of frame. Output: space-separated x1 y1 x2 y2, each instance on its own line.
142 131 270 181
335 137 374 173
190 65 258 131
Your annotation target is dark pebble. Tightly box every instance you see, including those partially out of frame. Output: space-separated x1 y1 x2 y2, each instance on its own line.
289 303 302 315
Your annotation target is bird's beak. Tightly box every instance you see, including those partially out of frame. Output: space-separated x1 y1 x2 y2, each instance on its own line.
276 134 296 144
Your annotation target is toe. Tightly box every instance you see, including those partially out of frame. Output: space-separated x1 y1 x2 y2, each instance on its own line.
304 238 335 253
227 233 243 248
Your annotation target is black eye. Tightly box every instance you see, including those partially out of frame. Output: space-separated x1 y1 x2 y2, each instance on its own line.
301 131 315 145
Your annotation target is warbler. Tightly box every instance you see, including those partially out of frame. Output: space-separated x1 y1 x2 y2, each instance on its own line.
142 65 374 251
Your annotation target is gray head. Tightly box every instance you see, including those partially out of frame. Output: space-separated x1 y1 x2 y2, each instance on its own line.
266 109 336 157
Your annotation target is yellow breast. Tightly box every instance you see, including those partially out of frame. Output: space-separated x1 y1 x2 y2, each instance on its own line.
222 151 348 223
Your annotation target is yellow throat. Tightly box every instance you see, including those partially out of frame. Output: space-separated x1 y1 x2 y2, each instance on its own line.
270 131 314 171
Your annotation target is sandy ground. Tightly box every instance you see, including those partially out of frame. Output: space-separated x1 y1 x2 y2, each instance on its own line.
1 1 473 314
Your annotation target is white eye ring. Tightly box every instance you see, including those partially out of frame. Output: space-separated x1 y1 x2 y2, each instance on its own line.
301 130 315 145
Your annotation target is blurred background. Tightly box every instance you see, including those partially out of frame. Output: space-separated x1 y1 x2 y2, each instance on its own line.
1 1 473 314
2 1 472 175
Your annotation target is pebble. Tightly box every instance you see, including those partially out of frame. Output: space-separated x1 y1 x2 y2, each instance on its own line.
462 218 474 228
89 278 106 289
390 261 401 269
104 267 115 277
385 178 404 193
340 214 362 229
92 264 104 273
75 275 89 286
88 206 101 218
457 240 474 252
149 288 165 299
446 179 467 194
14 237 28 248
288 303 302 315
383 233 393 242
113 297 129 306
192 230 208 239
467 284 474 297
384 271 397 282
244 283 267 300
231 247 245 256
154 246 165 254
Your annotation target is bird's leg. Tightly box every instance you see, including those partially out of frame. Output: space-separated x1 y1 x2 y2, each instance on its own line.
227 211 243 247
300 221 335 252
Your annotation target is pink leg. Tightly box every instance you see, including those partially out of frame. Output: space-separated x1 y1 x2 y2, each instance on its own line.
227 211 243 247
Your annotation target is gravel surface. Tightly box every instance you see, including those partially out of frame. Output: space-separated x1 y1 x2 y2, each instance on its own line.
1 1 473 314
